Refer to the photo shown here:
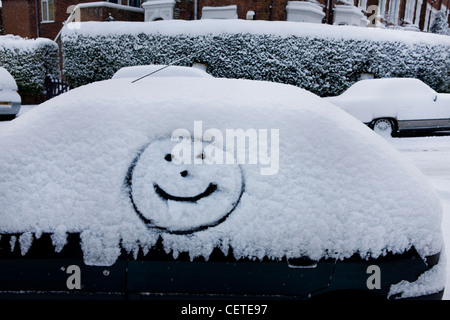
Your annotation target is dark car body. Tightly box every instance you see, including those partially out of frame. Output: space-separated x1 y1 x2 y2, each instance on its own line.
0 233 443 300
0 77 445 300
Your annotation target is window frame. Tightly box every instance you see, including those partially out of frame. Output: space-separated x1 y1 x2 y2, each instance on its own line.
413 0 422 26
403 0 416 24
388 0 401 24
128 0 141 8
379 0 387 17
41 0 55 23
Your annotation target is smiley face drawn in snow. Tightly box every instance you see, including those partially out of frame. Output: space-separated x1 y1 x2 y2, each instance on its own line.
125 138 245 234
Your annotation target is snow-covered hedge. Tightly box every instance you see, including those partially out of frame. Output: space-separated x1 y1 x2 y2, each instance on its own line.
61 20 450 96
0 35 60 101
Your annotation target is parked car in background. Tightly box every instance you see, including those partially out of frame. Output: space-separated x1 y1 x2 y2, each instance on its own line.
325 78 450 137
112 64 213 80
0 67 21 120
0 76 445 300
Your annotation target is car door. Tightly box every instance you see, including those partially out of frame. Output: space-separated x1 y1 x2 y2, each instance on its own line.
431 94 450 128
395 82 449 130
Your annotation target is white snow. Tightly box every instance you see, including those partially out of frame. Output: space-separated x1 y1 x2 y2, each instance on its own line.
112 64 213 79
0 34 58 51
61 19 450 46
388 254 447 299
0 77 443 278
72 1 143 12
2 98 449 299
388 135 450 299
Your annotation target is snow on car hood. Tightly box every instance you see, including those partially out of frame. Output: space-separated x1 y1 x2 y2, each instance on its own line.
0 77 443 266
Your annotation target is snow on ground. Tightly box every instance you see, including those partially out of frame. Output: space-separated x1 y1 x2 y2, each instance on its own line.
1 105 449 298
387 134 450 300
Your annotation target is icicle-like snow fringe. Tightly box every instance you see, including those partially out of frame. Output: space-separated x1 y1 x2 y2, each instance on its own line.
19 232 33 255
51 226 68 253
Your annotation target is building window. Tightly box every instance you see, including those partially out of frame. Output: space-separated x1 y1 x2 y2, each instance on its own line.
41 0 55 22
429 7 438 29
358 0 367 10
378 0 386 17
414 0 422 26
404 0 416 24
387 0 400 24
423 3 431 30
129 0 141 8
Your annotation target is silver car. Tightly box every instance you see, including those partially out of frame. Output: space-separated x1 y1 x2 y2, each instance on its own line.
0 67 21 120
325 78 450 136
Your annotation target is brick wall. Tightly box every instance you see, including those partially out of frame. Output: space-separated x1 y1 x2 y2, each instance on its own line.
3 0 448 40
2 0 37 38
40 0 95 40
2 0 144 40
0 7 3 34
79 6 144 23
194 0 448 28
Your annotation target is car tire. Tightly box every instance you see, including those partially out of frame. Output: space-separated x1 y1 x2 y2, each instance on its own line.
371 118 396 137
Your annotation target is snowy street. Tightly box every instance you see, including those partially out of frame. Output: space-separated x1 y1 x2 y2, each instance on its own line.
1 105 449 299
388 134 450 300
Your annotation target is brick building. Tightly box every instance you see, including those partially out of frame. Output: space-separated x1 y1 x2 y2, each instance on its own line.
1 0 449 40
2 0 144 40
170 0 448 31
0 4 3 34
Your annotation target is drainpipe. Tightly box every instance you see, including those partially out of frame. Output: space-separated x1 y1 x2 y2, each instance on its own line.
194 0 198 20
269 0 274 20
327 0 332 24
35 0 40 38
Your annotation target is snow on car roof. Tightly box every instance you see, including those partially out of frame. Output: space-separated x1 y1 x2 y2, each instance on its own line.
0 67 18 91
112 64 213 79
339 78 437 98
0 77 443 266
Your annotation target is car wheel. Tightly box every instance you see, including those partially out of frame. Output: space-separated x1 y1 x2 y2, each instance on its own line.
372 119 395 137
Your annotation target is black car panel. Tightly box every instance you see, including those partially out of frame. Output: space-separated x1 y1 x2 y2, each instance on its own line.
0 232 442 300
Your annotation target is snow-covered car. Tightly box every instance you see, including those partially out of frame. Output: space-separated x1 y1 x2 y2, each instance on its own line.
0 67 21 120
112 64 213 80
325 78 450 136
0 76 445 300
